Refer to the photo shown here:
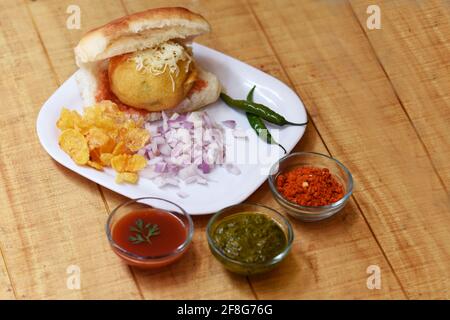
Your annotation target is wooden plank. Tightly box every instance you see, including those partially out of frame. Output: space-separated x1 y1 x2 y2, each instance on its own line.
122 0 404 299
348 0 450 188
0 0 140 299
249 0 450 298
0 249 15 299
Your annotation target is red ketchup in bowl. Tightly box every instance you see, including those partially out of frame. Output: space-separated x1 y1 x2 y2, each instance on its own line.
110 208 189 269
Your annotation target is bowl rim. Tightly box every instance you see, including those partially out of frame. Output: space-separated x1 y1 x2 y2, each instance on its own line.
268 151 354 210
206 202 294 268
106 197 194 261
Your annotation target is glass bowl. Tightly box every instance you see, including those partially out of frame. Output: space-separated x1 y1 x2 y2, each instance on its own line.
206 203 294 275
268 152 353 222
106 197 193 269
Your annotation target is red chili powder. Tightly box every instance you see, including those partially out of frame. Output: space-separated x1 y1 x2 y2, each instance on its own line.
276 167 345 206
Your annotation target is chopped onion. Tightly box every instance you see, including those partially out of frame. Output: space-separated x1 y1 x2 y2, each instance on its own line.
198 161 211 174
148 156 163 165
159 143 171 156
196 177 208 185
177 191 189 198
184 176 197 184
178 164 198 180
170 113 180 120
140 167 161 179
225 163 241 175
165 177 180 187
222 120 237 129
202 113 212 128
154 162 167 173
140 111 238 188
152 136 165 145
182 121 194 129
150 140 158 153
167 163 179 174
167 119 181 128
176 114 187 122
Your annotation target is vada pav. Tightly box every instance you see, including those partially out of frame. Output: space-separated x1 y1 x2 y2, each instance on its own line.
74 7 221 120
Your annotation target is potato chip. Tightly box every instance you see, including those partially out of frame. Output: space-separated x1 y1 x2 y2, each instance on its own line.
59 129 89 165
115 172 138 184
57 108 82 130
98 100 120 114
57 101 148 183
126 154 147 172
110 154 127 172
111 154 147 173
87 160 103 170
86 127 111 151
112 141 130 155
73 119 91 135
123 118 144 130
99 153 113 166
101 139 116 153
124 128 150 152
89 148 100 162
83 102 121 132
89 144 114 164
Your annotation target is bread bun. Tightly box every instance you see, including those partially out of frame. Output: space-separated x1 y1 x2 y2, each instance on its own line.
74 7 220 116
74 7 210 65
171 67 221 114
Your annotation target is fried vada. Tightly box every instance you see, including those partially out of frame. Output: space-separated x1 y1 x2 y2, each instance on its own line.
74 7 221 120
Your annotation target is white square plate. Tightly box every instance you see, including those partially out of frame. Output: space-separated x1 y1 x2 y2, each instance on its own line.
36 44 307 214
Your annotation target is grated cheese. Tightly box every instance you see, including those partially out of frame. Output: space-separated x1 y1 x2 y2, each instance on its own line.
130 41 192 92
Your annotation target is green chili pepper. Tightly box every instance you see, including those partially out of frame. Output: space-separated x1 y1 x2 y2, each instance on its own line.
220 92 307 126
246 86 287 154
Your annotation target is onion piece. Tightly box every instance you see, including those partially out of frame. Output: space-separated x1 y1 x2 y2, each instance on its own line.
176 114 187 122
196 177 208 185
159 143 172 156
167 163 179 174
154 162 167 173
182 121 194 130
178 164 198 180
177 191 189 198
222 120 237 129
169 113 180 120
140 167 161 179
184 176 197 184
152 136 165 145
225 163 241 175
148 156 163 165
198 161 211 174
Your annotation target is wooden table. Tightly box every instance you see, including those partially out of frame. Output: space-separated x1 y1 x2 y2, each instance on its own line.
0 0 449 300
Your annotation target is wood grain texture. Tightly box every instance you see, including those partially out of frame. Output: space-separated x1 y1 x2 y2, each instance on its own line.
0 0 140 299
123 0 404 299
0 249 15 299
1 0 446 299
249 0 450 299
348 0 450 188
